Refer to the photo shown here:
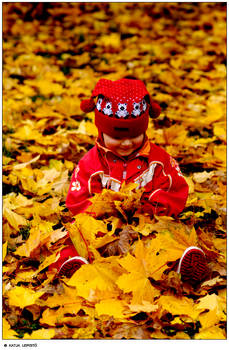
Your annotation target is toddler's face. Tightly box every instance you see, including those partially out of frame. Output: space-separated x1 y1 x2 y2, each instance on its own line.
103 133 144 157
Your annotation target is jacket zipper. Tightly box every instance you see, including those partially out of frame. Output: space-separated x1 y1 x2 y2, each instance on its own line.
123 163 127 180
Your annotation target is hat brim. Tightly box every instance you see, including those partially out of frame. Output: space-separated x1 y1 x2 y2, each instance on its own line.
95 110 149 139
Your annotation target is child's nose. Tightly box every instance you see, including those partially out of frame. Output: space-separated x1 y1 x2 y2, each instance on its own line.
121 139 132 146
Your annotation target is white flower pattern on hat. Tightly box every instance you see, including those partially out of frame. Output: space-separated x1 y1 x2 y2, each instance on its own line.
96 95 151 120
132 102 142 117
116 103 129 118
96 97 103 111
103 101 113 116
142 98 147 112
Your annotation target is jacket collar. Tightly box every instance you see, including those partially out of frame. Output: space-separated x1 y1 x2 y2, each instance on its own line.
95 135 151 161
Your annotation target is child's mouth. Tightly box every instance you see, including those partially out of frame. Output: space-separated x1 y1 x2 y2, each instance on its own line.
118 148 133 155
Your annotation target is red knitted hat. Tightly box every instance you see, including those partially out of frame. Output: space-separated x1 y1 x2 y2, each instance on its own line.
80 78 161 138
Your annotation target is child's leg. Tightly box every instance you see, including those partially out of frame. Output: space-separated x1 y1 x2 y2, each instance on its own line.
49 237 78 271
49 236 88 278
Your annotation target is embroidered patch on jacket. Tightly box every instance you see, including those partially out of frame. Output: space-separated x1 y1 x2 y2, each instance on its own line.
71 181 81 191
71 166 81 191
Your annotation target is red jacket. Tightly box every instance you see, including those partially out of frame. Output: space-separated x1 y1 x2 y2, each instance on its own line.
66 138 189 217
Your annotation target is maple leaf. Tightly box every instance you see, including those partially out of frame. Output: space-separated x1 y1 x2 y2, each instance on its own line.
22 328 56 340
100 226 138 256
15 218 53 257
98 33 121 48
6 286 44 309
88 183 144 220
95 299 127 319
116 240 161 303
2 318 18 339
195 293 226 329
67 257 123 301
2 241 8 261
38 285 83 310
66 213 116 260
194 327 226 340
72 324 97 339
128 300 158 313
156 295 199 321
3 207 28 230
76 119 98 137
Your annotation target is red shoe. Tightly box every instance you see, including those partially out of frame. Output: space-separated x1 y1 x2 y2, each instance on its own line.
177 246 208 284
58 256 88 278
49 243 88 278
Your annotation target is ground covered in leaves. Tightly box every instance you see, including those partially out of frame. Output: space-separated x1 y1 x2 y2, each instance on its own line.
2 2 226 340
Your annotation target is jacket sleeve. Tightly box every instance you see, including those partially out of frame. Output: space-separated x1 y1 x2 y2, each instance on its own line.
65 159 92 216
141 155 189 217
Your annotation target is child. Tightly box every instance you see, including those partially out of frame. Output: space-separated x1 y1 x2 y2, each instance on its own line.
50 78 208 284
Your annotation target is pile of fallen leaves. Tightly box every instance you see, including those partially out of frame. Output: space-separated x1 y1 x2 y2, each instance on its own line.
2 3 226 340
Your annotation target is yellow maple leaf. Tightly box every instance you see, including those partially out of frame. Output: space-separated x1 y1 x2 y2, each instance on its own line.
68 258 122 301
206 103 225 124
76 119 98 137
128 300 158 313
171 225 198 249
66 222 89 260
54 96 82 117
193 171 214 184
3 192 33 211
13 154 40 170
195 293 226 329
198 309 223 330
98 33 121 48
15 219 53 257
7 286 44 308
117 240 161 303
72 324 96 339
39 285 83 310
2 241 7 261
95 299 127 319
88 183 143 219
214 145 226 166
23 328 56 340
2 318 18 339
27 80 64 96
68 213 122 259
9 166 61 197
40 303 88 329
131 213 160 236
3 207 28 230
12 125 42 141
15 197 62 220
87 189 124 217
14 269 39 283
35 253 59 275
194 326 226 340
43 70 66 82
156 295 199 320
213 122 226 141
39 308 57 327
